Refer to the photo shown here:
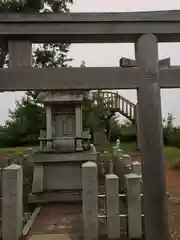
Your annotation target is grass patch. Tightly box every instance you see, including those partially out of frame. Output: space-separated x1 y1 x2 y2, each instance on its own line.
96 140 180 167
164 146 180 167
0 145 39 153
0 142 179 167
120 142 136 153
96 141 136 154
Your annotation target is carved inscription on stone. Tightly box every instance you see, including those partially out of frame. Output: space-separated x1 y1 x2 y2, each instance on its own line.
143 70 158 83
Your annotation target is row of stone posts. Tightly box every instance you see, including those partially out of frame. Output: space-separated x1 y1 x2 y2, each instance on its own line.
82 159 142 239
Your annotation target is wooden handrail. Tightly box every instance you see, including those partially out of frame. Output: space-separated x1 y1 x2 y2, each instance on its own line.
93 91 136 122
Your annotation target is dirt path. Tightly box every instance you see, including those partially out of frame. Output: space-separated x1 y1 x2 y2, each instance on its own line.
166 167 180 240
130 153 180 239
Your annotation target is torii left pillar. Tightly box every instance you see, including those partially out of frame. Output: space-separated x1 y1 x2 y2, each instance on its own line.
135 34 168 240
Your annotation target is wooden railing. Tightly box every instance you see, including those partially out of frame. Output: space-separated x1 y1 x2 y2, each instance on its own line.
93 91 136 122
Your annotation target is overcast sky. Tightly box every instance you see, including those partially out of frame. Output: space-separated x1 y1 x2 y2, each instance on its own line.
1 0 180 125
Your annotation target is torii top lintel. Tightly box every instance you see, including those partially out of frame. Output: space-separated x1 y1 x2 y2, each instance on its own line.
1 10 180 43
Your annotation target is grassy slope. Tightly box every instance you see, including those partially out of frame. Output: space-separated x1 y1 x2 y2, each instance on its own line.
0 142 179 167
0 145 39 153
96 141 180 167
164 146 180 167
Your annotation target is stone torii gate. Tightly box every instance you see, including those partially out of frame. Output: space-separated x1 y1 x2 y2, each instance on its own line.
2 9 180 240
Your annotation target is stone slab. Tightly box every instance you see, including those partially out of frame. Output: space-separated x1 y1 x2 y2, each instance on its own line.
37 91 84 103
2 11 180 43
22 207 41 237
33 151 97 163
43 162 82 190
8 40 32 68
0 67 180 91
31 151 97 200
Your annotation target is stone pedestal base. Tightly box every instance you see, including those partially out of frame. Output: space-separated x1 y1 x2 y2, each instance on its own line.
29 150 97 203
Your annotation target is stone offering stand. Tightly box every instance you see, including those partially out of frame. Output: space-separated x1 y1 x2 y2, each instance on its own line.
1 4 180 240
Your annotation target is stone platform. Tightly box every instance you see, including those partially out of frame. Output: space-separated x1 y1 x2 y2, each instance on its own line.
29 150 96 203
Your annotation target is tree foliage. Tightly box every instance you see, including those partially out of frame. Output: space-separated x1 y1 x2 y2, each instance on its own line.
0 97 45 147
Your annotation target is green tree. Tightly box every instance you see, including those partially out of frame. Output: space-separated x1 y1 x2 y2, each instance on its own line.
163 113 174 140
163 113 177 146
1 97 45 146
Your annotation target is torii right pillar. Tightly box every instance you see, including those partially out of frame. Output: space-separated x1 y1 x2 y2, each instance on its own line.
135 34 168 240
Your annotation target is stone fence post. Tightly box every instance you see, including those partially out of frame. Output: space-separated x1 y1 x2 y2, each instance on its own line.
82 162 98 240
106 174 120 239
2 164 23 240
125 173 142 239
122 154 132 166
132 161 142 175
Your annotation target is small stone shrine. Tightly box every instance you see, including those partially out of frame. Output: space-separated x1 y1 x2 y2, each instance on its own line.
29 90 97 203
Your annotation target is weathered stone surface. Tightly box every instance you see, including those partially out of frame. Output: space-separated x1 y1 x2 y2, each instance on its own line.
75 105 83 150
43 163 82 190
82 162 98 240
3 10 180 44
125 173 142 239
31 151 97 201
45 105 52 148
8 40 32 68
0 67 180 91
136 34 168 240
122 154 132 166
132 161 142 175
106 174 120 239
120 57 136 67
33 151 97 163
54 113 75 138
37 91 84 103
53 138 75 152
32 164 43 193
113 155 130 190
2 164 23 240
